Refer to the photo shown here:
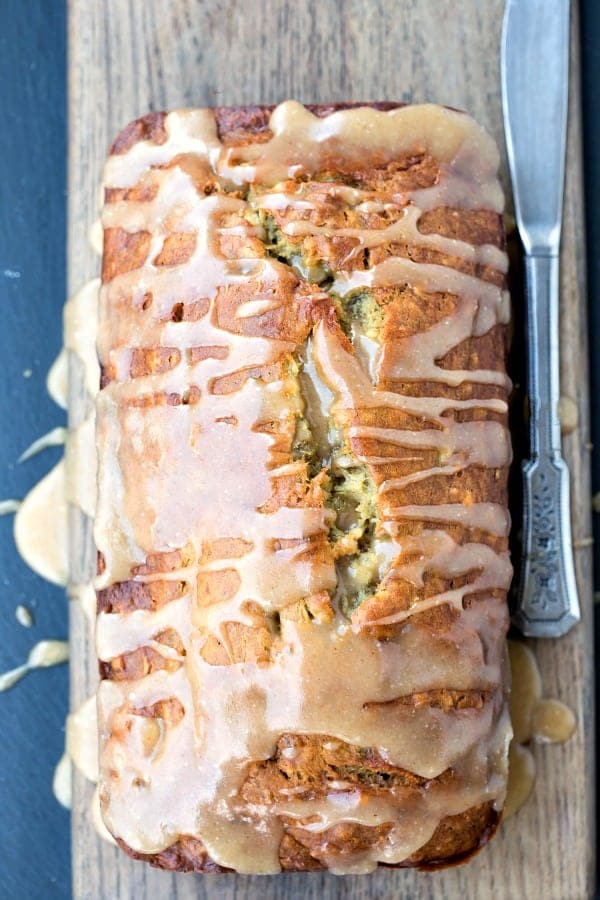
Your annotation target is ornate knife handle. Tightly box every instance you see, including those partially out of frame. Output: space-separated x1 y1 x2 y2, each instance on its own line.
518 454 580 636
515 253 580 637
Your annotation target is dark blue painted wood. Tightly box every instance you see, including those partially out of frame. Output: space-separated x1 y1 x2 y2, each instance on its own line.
582 0 600 584
579 4 600 895
0 1 69 898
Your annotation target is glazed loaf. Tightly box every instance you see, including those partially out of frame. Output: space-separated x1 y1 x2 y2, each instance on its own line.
95 101 513 874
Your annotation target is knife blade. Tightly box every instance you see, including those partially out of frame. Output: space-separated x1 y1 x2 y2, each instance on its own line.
501 0 580 636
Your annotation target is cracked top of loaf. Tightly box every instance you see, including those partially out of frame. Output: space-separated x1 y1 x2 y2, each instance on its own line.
96 100 512 875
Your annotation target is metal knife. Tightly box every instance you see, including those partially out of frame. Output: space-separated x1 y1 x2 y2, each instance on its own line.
501 0 580 636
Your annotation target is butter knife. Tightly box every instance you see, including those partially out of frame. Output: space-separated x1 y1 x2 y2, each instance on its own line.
501 0 580 636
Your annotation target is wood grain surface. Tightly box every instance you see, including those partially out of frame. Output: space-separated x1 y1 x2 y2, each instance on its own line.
67 1 595 897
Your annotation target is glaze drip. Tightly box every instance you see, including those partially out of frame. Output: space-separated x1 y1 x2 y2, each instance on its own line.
96 101 512 873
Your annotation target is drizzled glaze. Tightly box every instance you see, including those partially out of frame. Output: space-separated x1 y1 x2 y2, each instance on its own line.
505 641 576 818
96 101 512 873
47 349 68 409
53 693 117 845
65 279 101 400
0 640 69 692
14 461 69 587
261 198 508 271
19 426 67 463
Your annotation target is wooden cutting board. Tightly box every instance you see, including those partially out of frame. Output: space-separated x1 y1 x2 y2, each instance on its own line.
67 1 595 897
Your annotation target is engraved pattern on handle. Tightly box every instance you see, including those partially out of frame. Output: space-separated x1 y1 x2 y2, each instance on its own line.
517 455 580 636
514 254 580 637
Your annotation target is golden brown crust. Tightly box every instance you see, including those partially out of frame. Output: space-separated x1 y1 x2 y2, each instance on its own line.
117 803 500 873
110 110 168 155
108 104 405 158
100 102 509 873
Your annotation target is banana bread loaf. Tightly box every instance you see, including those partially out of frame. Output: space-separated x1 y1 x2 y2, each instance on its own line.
95 101 513 874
